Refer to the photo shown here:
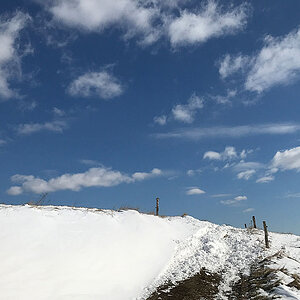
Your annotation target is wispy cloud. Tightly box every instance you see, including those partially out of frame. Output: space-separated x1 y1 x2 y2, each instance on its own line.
211 193 232 198
256 176 274 183
284 192 300 198
0 12 31 99
68 71 123 99
153 115 167 126
7 167 164 195
153 123 300 140
16 120 68 135
79 159 102 167
221 195 247 206
237 169 256 180
186 169 202 177
243 207 254 213
186 187 206 195
0 139 7 146
219 27 300 93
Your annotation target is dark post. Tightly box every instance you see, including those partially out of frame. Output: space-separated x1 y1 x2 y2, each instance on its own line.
252 216 257 228
156 197 159 216
263 221 270 248
244 224 247 229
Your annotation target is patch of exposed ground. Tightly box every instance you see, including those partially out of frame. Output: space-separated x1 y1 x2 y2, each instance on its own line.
147 268 221 300
147 253 300 300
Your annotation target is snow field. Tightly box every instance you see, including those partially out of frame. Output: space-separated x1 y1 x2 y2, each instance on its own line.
0 204 299 300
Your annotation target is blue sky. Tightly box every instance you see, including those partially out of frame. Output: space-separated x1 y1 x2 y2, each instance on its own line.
1 0 300 234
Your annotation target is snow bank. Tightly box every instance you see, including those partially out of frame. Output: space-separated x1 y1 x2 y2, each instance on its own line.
0 204 299 300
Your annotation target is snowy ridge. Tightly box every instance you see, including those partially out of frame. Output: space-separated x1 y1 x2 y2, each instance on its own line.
0 204 299 300
140 219 264 299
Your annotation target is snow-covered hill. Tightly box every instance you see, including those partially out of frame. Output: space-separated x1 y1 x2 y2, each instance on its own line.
0 204 299 300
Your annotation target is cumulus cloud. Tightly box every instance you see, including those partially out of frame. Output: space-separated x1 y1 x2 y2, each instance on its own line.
272 146 300 171
0 12 30 99
186 187 206 195
221 195 247 205
154 123 300 140
219 27 300 93
167 1 249 47
68 71 123 99
7 167 164 195
41 0 159 45
17 120 68 135
38 0 250 47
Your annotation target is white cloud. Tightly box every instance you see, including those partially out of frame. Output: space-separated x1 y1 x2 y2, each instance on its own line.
285 192 300 198
0 139 7 146
220 28 300 93
186 187 205 195
243 207 254 213
204 146 251 161
213 89 237 104
256 176 274 183
211 193 232 198
40 0 159 45
154 93 203 125
221 195 247 205
53 107 65 117
203 151 221 160
153 115 167 126
18 100 37 111
132 168 162 181
0 12 30 99
79 159 102 166
237 169 256 180
39 0 250 47
186 169 201 176
219 54 250 79
7 167 163 195
17 120 68 135
172 94 204 123
154 123 300 140
68 71 123 99
272 146 300 171
168 1 249 47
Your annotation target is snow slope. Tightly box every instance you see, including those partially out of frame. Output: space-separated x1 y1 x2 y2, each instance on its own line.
0 204 299 300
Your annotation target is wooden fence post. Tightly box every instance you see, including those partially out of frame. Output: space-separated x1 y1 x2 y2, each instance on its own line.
263 221 270 248
156 197 159 216
252 216 257 228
